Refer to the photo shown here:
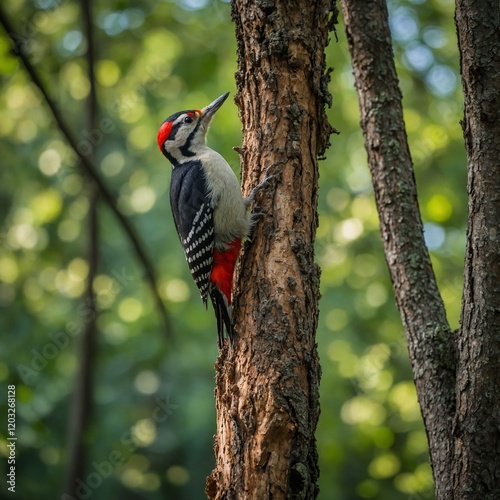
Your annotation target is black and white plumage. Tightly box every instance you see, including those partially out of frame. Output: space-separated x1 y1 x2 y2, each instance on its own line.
157 93 252 346
169 160 214 305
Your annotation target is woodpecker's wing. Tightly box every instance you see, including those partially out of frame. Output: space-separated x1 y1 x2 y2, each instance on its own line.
170 161 214 305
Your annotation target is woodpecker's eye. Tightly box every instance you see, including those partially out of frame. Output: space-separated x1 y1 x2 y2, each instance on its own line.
184 116 194 124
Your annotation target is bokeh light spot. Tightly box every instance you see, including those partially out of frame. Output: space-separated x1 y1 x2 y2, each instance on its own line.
341 396 386 426
132 418 156 447
38 149 61 176
134 370 160 395
130 186 156 213
426 193 453 222
368 453 401 479
96 59 121 87
166 465 190 486
118 297 143 322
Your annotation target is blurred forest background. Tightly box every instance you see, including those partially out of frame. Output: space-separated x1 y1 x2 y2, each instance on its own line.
0 0 465 498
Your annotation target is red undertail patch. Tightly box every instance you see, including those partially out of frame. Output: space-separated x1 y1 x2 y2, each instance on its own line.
210 240 242 305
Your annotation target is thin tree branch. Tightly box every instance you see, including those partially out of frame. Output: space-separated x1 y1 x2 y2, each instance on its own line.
339 0 455 496
0 4 171 337
63 0 99 495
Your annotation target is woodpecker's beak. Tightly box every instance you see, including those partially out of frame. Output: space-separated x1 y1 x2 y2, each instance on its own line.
200 92 230 123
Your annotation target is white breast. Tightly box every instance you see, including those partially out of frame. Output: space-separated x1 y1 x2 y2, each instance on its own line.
197 147 251 250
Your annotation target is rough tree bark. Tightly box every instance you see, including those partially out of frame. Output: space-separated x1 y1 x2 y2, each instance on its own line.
341 0 500 499
339 1 456 497
454 1 500 497
206 1 336 498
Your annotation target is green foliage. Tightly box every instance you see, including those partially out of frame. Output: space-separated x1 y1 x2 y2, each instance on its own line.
0 0 464 498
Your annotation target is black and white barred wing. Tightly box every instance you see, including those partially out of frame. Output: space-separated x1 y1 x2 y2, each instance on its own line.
181 200 214 304
170 162 214 305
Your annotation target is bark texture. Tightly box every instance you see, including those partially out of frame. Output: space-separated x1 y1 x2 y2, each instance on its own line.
454 1 500 497
206 1 336 498
342 0 500 498
339 1 456 498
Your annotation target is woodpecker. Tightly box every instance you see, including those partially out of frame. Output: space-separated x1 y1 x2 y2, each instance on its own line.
157 92 252 347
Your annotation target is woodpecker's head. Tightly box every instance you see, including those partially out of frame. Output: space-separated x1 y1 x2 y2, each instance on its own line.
157 92 229 164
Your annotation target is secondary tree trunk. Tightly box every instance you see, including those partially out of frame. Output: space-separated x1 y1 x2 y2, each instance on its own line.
454 1 500 497
339 0 456 498
341 0 500 499
206 1 336 498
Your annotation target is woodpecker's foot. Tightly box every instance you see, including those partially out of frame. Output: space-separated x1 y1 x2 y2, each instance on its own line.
245 211 266 243
244 167 281 244
245 166 280 204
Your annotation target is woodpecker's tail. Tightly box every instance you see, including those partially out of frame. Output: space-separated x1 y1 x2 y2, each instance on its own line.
209 287 233 348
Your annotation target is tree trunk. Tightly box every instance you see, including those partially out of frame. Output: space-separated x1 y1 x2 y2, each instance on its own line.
206 1 336 498
341 0 500 498
454 1 500 497
339 0 456 498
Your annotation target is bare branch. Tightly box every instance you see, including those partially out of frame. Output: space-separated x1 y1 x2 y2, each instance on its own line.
0 5 170 337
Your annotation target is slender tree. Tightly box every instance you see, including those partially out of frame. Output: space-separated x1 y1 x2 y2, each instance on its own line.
340 0 500 498
206 0 337 498
63 0 99 495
